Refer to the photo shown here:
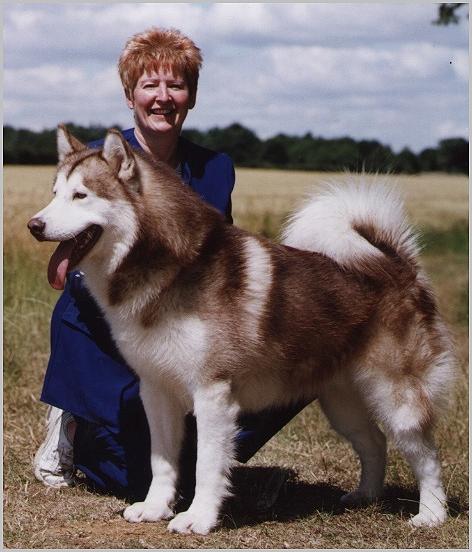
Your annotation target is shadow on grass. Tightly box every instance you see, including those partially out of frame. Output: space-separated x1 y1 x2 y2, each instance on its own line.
379 484 467 521
214 467 468 529
222 466 345 529
78 465 467 529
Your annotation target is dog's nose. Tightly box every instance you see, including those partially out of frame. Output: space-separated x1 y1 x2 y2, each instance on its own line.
27 218 46 239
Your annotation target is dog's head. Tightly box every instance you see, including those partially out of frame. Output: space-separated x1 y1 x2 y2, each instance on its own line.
27 125 140 289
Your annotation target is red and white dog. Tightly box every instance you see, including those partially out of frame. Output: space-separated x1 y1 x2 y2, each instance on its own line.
28 126 455 534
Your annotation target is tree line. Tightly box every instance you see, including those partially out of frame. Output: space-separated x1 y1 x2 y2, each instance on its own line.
3 123 468 174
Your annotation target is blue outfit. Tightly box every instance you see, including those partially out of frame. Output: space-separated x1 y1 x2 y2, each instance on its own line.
41 128 310 499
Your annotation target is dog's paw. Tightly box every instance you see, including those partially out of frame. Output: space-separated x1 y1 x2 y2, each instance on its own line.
340 490 379 506
408 509 447 528
123 501 174 523
167 508 217 535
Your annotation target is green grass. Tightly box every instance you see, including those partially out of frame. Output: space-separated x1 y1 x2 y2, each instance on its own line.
420 220 469 256
4 249 57 384
456 286 469 326
420 221 468 328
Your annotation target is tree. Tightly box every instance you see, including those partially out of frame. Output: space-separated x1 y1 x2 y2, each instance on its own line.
3 123 468 173
284 133 321 169
259 135 289 167
436 138 468 173
204 123 262 166
181 128 207 146
418 148 439 172
315 137 359 172
394 147 421 174
433 3 467 25
357 140 396 173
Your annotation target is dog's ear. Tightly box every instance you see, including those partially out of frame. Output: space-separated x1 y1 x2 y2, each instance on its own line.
102 130 139 189
57 124 86 161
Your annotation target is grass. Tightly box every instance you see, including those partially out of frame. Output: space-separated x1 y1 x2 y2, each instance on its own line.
3 166 469 549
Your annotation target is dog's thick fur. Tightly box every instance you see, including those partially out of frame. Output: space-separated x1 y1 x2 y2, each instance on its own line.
28 126 456 534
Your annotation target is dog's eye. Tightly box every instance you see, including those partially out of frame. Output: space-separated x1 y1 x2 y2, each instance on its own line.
73 192 87 200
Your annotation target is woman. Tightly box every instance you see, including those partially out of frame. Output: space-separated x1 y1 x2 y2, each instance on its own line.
34 27 310 501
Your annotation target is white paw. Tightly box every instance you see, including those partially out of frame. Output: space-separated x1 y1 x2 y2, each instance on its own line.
408 509 447 528
123 501 174 523
167 508 218 535
340 490 378 506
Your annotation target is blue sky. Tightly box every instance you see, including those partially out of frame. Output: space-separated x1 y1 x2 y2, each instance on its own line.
3 2 469 153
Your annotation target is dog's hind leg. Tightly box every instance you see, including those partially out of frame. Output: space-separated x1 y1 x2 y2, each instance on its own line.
319 375 387 505
355 355 450 526
362 371 448 526
390 428 447 527
168 381 239 535
124 378 185 523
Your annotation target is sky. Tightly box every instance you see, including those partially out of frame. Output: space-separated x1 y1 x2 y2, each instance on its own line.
3 2 469 153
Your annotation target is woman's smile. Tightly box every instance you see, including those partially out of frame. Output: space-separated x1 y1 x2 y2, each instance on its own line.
127 69 193 138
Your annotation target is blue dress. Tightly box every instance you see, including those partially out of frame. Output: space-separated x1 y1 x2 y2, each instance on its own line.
41 128 311 499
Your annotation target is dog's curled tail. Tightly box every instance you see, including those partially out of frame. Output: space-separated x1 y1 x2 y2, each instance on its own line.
281 175 420 272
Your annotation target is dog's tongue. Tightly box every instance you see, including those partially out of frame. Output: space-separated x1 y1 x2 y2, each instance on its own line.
47 240 74 290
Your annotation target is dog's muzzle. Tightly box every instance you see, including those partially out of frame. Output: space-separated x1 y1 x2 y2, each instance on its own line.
27 218 46 241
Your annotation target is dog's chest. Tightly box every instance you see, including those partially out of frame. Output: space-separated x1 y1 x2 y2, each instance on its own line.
106 305 209 384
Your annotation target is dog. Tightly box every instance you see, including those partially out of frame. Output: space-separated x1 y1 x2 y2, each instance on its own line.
28 125 455 534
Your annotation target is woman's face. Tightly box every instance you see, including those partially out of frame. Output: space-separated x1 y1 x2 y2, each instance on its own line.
127 68 195 137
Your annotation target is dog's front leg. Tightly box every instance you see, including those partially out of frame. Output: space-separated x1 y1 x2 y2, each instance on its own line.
168 381 239 535
124 378 185 523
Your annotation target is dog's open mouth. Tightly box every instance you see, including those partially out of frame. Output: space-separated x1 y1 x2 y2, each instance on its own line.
48 225 103 290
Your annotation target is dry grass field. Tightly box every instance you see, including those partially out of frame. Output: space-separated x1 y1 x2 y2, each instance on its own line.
3 165 469 549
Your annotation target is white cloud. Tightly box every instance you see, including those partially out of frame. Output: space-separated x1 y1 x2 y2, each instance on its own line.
3 2 469 151
266 42 466 96
5 65 85 90
8 8 45 31
435 120 469 141
450 49 469 81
